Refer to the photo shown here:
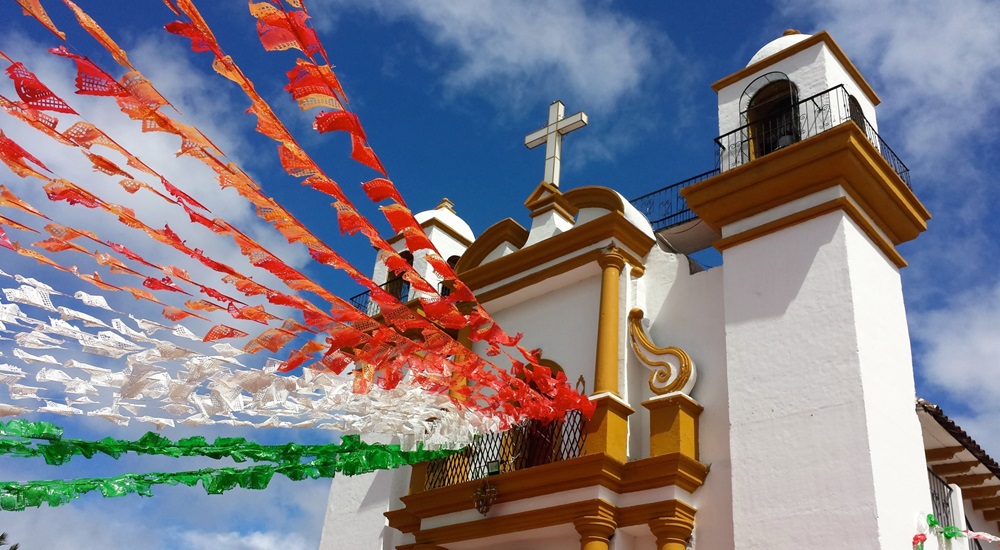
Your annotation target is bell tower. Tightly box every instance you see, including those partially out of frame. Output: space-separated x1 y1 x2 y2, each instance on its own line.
684 30 933 549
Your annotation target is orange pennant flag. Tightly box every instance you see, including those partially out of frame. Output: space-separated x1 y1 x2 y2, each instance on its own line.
14 0 65 40
61 0 135 70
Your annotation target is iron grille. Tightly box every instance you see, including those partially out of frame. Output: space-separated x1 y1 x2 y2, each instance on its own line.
348 277 411 316
715 84 911 187
629 169 720 232
424 411 587 490
928 468 957 528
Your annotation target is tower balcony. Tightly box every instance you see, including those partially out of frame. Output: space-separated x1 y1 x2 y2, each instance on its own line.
422 413 588 491
714 84 910 187
629 84 912 254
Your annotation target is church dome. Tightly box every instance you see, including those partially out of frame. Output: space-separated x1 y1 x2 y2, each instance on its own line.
414 198 475 242
747 30 811 67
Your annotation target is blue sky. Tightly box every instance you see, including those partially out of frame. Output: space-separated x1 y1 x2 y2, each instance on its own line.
0 0 998 548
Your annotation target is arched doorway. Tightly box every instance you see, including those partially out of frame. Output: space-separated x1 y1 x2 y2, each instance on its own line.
741 72 800 159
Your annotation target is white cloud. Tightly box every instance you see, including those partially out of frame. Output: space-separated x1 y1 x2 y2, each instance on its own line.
772 0 1000 174
318 0 674 113
175 530 312 550
911 279 1000 456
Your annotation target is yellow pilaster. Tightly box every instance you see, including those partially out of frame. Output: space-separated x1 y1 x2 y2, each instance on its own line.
408 461 428 495
643 393 703 460
573 515 617 550
585 394 634 463
649 514 696 550
594 250 626 396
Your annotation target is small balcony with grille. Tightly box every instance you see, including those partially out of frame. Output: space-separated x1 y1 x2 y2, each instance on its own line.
629 84 912 255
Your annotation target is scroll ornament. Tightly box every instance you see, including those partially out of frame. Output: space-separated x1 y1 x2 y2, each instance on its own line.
627 308 696 395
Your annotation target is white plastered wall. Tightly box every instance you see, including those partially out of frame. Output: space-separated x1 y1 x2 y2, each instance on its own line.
638 245 734 548
716 41 878 138
319 443 414 550
473 268 601 395
723 211 935 549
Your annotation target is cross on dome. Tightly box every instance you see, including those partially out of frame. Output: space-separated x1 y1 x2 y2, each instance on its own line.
524 101 588 188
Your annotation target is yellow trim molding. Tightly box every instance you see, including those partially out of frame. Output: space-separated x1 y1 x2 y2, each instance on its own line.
388 452 709 538
711 30 880 106
682 122 929 260
460 212 654 291
643 394 703 461
454 218 529 274
524 181 580 222
585 394 634 464
563 186 627 213
627 308 695 395
713 196 908 268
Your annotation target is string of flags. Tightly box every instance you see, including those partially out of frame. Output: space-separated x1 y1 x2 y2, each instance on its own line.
0 419 453 510
913 514 1000 549
0 0 594 506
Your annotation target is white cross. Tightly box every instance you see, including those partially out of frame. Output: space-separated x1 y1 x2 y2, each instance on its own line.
524 101 588 188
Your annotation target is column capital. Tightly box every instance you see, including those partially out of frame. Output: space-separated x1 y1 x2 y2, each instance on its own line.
598 249 627 271
649 515 695 550
574 515 617 548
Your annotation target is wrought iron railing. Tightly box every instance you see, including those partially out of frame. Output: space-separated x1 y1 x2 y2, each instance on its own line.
629 86 911 234
348 277 410 316
714 84 911 187
629 169 720 232
928 468 957 529
424 412 587 490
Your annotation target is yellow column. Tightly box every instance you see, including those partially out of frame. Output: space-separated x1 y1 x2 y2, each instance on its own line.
642 393 703 460
407 461 428 495
573 515 617 550
594 250 626 396
586 250 633 463
649 516 695 550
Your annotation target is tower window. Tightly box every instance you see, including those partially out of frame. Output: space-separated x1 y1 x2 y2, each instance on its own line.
746 80 800 158
739 72 800 160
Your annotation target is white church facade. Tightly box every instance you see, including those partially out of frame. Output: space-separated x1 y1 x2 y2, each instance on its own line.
320 31 1000 550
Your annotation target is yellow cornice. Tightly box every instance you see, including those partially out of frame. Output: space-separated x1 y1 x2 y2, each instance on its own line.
386 215 474 248
714 196 908 268
459 212 655 291
454 218 528 274
682 122 929 254
711 31 881 106
563 186 626 213
524 181 579 222
387 452 709 537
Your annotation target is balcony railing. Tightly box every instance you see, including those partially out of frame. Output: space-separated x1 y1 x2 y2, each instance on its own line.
348 277 410 316
424 412 587 490
629 169 720 232
715 84 910 187
928 468 956 528
629 85 912 234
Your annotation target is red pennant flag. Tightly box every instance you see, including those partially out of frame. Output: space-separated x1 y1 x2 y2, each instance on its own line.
49 46 126 97
0 226 14 251
164 21 222 57
5 62 77 114
162 306 206 322
44 179 102 209
0 130 50 178
143 276 190 294
203 324 249 342
361 178 405 206
313 110 364 138
161 177 210 212
349 134 387 176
